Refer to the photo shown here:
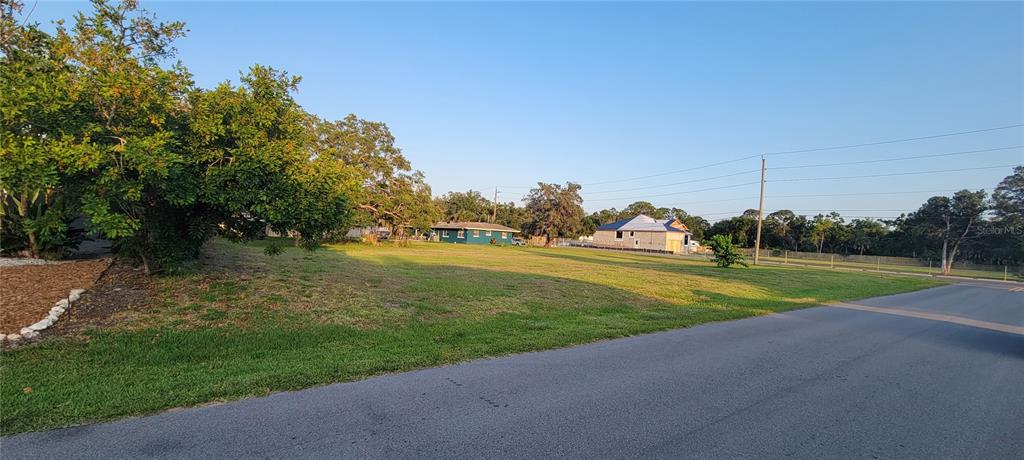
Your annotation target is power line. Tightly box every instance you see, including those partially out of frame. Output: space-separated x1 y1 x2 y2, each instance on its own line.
582 169 761 195
762 124 1024 156
580 156 756 187
769 188 990 199
785 209 913 213
499 123 1024 188
770 146 1022 170
643 187 990 209
770 164 1019 183
584 181 761 203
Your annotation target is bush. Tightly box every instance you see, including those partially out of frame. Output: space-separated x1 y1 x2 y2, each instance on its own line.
707 234 748 268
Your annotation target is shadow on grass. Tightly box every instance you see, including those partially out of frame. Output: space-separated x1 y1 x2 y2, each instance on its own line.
0 241 938 435
1 244 739 435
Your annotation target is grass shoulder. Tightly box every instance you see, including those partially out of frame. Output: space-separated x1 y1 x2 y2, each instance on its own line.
1 240 943 435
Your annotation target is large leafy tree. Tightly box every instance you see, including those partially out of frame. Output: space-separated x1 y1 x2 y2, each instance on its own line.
437 190 490 222
523 182 585 245
3 1 360 270
1 2 89 258
55 0 193 261
188 66 353 251
707 212 757 246
308 115 437 236
680 214 710 242
848 218 887 255
809 213 844 253
622 201 668 219
494 202 530 231
764 210 803 251
987 167 1024 264
904 190 988 275
992 167 1023 239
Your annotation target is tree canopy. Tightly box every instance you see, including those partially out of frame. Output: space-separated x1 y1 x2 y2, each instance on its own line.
0 0 435 270
523 182 585 245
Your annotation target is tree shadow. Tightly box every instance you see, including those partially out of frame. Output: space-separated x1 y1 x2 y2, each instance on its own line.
0 240 978 436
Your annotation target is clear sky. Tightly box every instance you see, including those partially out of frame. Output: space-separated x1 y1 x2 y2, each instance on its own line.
25 1 1024 219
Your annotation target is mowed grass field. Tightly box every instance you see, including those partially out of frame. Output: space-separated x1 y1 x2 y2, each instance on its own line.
753 255 1021 281
1 239 943 434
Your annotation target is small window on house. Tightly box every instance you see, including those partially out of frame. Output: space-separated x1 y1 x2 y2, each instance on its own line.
473 230 480 237
442 230 449 237
501 232 507 239
615 231 623 240
629 231 635 237
457 230 465 238
485 231 492 236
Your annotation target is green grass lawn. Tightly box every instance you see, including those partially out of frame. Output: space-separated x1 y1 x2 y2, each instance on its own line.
1 240 943 435
754 255 1021 281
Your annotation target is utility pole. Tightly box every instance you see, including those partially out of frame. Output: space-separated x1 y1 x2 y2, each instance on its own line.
753 157 766 265
492 187 498 223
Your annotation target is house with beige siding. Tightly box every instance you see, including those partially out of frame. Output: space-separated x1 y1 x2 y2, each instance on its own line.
593 215 693 254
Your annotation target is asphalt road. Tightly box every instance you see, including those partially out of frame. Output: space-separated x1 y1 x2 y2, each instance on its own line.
5 281 1023 459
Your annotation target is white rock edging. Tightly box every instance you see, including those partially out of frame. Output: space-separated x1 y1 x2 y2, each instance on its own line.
3 288 85 346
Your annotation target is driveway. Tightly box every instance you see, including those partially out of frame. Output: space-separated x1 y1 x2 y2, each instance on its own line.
4 281 1022 459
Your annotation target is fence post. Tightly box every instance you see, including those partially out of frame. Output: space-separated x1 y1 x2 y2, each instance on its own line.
784 250 788 265
1005 265 1008 282
928 260 932 276
830 254 834 269
876 257 880 272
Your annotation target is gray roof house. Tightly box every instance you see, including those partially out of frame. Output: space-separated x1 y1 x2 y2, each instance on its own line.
593 214 693 253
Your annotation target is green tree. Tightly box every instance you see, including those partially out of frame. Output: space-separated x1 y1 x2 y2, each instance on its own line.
848 218 887 255
765 210 799 251
437 190 490 222
308 114 435 237
989 166 1024 264
707 212 757 246
622 201 667 219
679 215 709 241
3 1 361 269
494 201 530 231
707 234 748 268
905 190 988 275
523 182 584 245
0 2 87 258
809 214 838 253
992 166 1023 237
188 66 353 252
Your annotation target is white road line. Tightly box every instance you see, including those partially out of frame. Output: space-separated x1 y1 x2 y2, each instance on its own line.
830 302 1024 335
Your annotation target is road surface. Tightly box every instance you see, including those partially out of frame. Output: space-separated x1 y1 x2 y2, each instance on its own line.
4 281 1023 459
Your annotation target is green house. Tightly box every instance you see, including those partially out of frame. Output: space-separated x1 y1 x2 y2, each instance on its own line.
431 222 521 245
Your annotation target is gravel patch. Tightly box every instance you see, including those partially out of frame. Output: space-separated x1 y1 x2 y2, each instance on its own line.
0 258 68 267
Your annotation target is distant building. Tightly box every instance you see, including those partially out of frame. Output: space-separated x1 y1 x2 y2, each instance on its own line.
345 226 391 240
593 215 693 253
431 222 521 245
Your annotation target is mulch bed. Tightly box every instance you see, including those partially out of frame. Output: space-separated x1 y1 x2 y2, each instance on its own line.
47 260 154 337
0 259 112 334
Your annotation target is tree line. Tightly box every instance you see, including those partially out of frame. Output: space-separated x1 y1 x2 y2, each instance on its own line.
4 2 1019 275
696 168 1022 273
439 167 1022 274
1 0 436 271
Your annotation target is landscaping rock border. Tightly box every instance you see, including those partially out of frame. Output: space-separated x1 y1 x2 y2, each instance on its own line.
3 288 86 346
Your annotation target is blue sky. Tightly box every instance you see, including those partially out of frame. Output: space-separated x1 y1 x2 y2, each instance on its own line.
26 1 1024 219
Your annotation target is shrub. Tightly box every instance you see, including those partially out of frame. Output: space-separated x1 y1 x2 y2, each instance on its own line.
707 234 748 268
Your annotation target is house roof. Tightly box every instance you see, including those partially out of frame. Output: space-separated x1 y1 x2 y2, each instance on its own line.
595 215 690 233
432 221 521 233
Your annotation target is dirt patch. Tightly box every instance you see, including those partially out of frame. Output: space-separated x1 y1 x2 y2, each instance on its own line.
0 259 112 334
46 260 154 337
